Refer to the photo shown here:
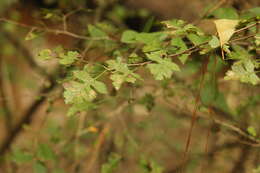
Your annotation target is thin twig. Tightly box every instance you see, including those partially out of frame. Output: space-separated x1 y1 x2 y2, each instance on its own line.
0 18 112 41
234 21 260 34
229 34 256 43
193 0 227 24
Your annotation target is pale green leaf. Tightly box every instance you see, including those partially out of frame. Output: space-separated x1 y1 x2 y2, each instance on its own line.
247 126 257 137
110 74 125 90
38 49 52 60
59 51 79 65
121 30 138 43
147 58 180 80
209 36 220 48
224 59 260 85
92 81 108 94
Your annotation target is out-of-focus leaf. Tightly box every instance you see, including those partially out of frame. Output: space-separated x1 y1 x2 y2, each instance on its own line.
25 30 39 41
121 30 138 43
200 79 218 106
33 161 47 173
88 24 107 38
211 7 239 19
11 148 33 163
59 51 79 65
38 49 52 60
247 126 257 137
101 153 121 173
37 144 55 161
224 59 260 85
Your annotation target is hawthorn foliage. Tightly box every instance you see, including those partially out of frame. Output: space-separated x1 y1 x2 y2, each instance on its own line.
0 3 260 173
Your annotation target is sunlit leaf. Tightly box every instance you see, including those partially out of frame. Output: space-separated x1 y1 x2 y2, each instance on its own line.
209 36 220 48
38 49 52 60
59 51 80 65
247 126 257 137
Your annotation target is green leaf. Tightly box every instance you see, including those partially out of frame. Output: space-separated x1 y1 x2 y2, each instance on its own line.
150 161 164 173
121 30 138 43
183 24 204 35
52 168 65 173
228 45 251 60
200 79 218 106
136 32 167 44
110 73 126 90
142 16 155 32
247 126 257 137
92 81 108 94
74 70 93 83
59 51 79 65
187 34 211 45
146 51 180 80
171 37 189 64
67 101 96 116
88 24 107 38
63 81 97 104
37 144 55 161
101 153 121 173
224 59 260 85
38 49 52 60
107 57 140 90
43 13 53 19
121 30 167 44
209 36 220 48
11 148 33 163
33 161 47 173
211 7 239 19
248 7 260 17
213 92 231 114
